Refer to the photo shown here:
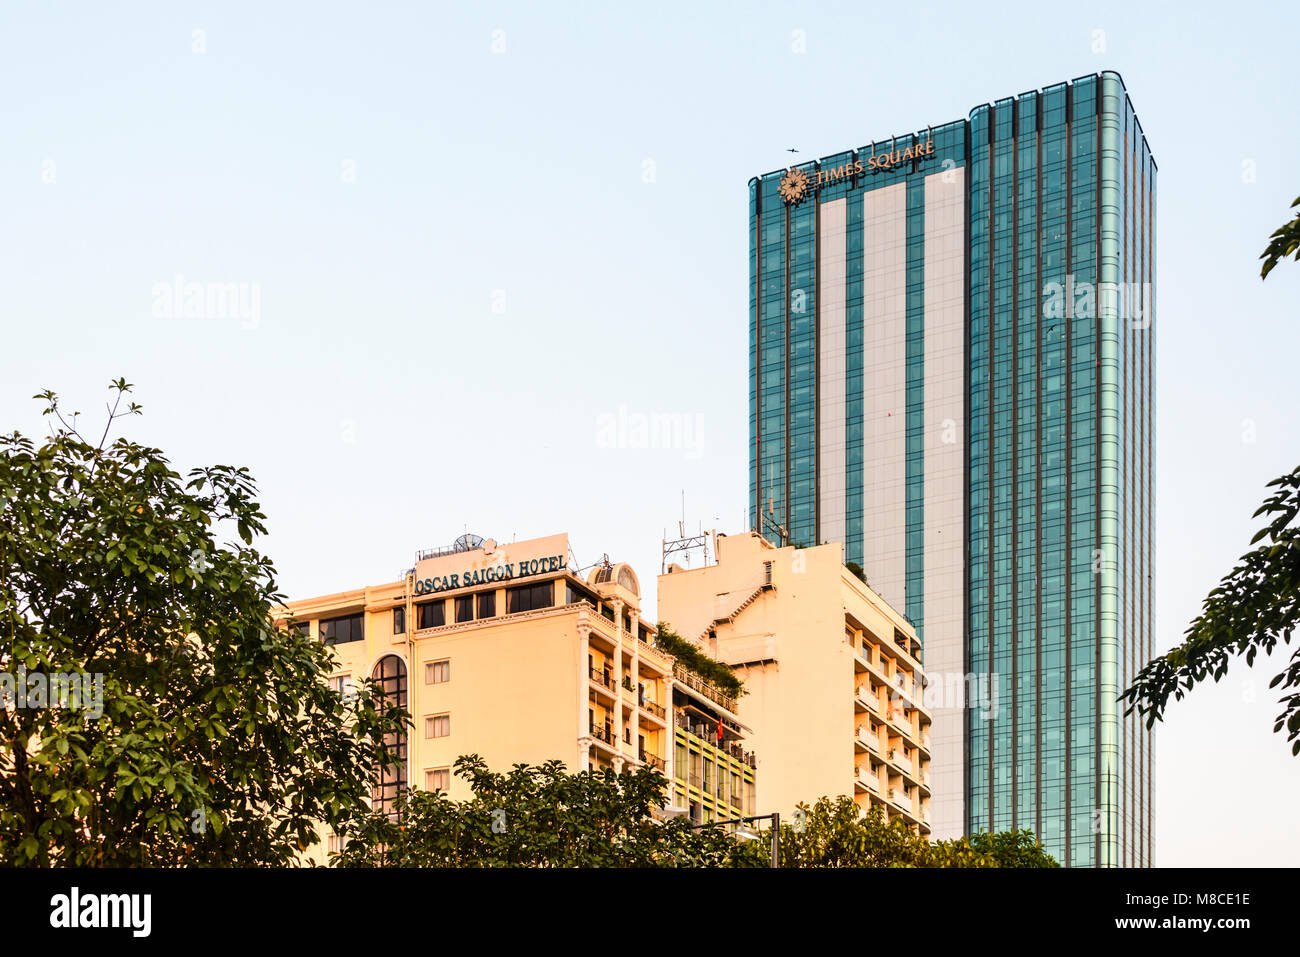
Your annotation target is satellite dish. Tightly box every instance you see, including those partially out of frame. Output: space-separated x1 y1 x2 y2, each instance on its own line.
453 533 485 553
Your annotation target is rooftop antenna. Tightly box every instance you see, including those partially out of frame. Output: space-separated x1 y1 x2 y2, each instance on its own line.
662 491 713 573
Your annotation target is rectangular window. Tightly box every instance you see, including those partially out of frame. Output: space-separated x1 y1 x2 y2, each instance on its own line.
392 606 406 635
507 581 554 614
425 714 450 738
476 591 496 618
329 674 354 699
320 613 363 646
425 768 450 792
566 582 594 606
327 832 344 854
455 595 475 623
290 620 311 637
426 659 450 684
417 601 445 630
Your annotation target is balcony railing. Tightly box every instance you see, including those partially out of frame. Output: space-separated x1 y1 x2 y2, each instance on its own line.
589 723 613 746
640 751 665 771
642 700 666 720
724 740 757 768
672 662 738 713
888 749 912 773
890 707 912 734
589 667 616 692
673 712 756 767
889 788 912 809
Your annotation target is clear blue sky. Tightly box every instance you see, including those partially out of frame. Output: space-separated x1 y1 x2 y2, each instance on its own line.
3 0 1297 865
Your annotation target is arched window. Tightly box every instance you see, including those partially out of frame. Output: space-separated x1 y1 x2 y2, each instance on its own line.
370 655 408 819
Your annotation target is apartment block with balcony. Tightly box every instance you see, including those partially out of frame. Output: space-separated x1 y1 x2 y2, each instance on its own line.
669 663 757 826
658 530 932 836
277 531 757 861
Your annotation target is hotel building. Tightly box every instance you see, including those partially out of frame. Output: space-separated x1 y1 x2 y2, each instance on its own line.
659 531 932 836
748 71 1154 865
277 532 756 859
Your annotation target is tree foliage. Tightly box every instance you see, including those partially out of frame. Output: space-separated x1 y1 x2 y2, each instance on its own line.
332 754 767 867
1260 195 1300 279
0 380 408 865
1123 465 1300 752
1124 218 1300 752
336 766 1055 869
779 795 1057 868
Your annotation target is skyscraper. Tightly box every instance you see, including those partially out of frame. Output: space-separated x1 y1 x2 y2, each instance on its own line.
748 71 1154 866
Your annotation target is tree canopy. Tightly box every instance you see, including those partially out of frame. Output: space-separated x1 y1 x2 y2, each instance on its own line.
1124 198 1300 752
1123 465 1300 753
780 795 1058 868
0 380 408 864
334 758 1057 868
332 754 766 867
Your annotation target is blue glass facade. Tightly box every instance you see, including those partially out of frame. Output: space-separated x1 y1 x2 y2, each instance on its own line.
748 72 1154 866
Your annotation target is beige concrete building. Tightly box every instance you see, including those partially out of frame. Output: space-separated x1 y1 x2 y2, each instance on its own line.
658 531 932 835
277 532 756 860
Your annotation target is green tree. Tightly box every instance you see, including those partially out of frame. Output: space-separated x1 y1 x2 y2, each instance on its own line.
333 754 767 867
1260 195 1300 278
779 795 1057 868
1123 466 1300 752
0 380 408 865
1125 207 1300 751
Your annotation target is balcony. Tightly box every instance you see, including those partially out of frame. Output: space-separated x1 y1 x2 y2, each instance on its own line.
855 725 879 754
641 699 666 720
589 723 614 746
589 667 616 694
890 706 912 736
854 684 880 714
672 662 737 713
889 787 913 810
724 741 757 768
888 748 912 774
855 764 879 794
640 751 665 772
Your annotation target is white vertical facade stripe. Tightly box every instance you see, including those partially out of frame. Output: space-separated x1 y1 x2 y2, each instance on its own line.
860 183 908 613
817 197 848 550
923 167 967 841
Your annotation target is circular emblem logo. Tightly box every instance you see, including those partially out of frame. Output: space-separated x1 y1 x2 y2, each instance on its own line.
778 167 810 204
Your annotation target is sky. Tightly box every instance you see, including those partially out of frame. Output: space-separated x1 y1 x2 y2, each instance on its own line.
2 0 1298 866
